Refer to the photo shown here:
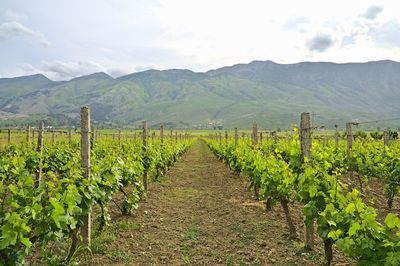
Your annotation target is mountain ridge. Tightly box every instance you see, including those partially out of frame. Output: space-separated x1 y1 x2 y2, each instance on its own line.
1 60 400 129
3 59 399 82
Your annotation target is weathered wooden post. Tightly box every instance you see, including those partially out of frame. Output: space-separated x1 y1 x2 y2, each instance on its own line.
52 129 55 145
26 126 31 148
142 121 148 191
36 121 44 186
234 128 238 146
252 122 259 199
252 122 258 147
7 129 11 144
273 131 278 143
225 130 228 144
170 129 173 143
346 122 353 153
118 129 121 144
80 107 91 246
346 122 358 188
384 131 389 146
300 113 312 160
334 124 339 150
300 112 313 250
68 128 72 144
160 124 164 144
32 128 35 143
175 131 178 143
259 132 263 144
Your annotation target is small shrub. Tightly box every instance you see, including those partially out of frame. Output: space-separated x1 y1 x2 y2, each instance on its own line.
370 132 383 140
354 131 367 140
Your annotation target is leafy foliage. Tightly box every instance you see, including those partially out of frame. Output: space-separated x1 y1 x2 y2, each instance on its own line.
0 136 193 264
205 133 400 265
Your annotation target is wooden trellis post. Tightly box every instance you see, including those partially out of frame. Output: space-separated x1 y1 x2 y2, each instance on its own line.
252 122 258 147
300 113 312 161
142 121 148 191
160 124 164 144
334 125 339 150
35 121 44 187
272 131 278 144
26 126 31 148
68 128 72 144
346 122 353 153
234 128 238 146
80 107 91 246
252 122 259 199
300 112 314 250
384 131 389 146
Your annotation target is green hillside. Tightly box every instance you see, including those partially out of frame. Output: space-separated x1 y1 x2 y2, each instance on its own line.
1 60 400 129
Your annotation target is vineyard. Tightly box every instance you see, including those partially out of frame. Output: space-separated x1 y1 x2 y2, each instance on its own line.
1 109 400 265
205 114 400 265
0 107 194 265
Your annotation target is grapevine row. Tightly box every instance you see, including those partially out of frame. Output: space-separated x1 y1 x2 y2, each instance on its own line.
205 124 400 265
0 110 194 264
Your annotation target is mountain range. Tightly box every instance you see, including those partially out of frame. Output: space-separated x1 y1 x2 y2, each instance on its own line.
1 60 400 129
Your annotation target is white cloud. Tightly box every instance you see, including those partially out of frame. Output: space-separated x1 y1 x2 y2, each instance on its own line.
2 9 28 22
283 17 311 32
41 61 107 80
369 20 400 47
0 61 108 81
361 5 384 20
1 0 400 79
0 21 50 47
306 34 335 52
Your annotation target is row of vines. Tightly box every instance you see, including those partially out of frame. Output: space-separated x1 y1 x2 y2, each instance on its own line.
0 110 194 265
205 123 400 265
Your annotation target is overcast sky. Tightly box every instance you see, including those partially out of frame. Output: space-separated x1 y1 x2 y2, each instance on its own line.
0 0 400 80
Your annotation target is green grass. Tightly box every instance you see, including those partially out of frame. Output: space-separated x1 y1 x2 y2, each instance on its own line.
168 187 203 201
114 220 142 231
106 250 132 262
179 227 208 264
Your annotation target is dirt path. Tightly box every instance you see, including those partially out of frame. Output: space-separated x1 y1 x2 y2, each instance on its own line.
85 140 351 266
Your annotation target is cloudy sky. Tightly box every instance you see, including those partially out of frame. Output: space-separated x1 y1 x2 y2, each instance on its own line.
0 0 399 80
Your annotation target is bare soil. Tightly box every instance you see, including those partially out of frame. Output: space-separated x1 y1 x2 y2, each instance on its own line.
83 140 353 266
